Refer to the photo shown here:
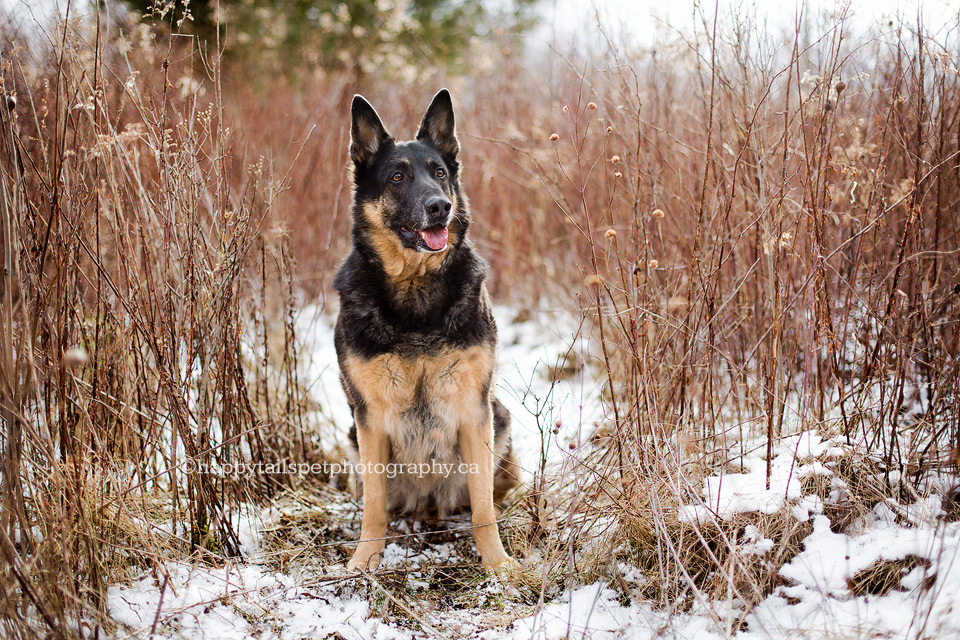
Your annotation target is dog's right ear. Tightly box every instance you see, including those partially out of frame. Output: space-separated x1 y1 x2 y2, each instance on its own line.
350 95 392 165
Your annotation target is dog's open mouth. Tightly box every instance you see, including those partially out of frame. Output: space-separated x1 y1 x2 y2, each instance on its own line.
400 224 449 252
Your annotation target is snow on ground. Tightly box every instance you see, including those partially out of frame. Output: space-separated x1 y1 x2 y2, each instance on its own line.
108 558 407 640
679 431 843 523
103 306 960 639
676 430 960 639
747 515 960 639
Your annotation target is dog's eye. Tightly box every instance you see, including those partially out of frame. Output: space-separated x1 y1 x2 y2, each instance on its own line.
435 167 446 179
391 171 404 182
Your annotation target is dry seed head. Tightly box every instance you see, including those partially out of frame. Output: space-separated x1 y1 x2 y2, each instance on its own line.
562 105 568 113
606 126 613 133
549 133 559 141
605 228 617 239
677 432 697 454
614 171 622 178
584 273 604 287
63 346 89 367
587 101 598 110
610 155 621 163
666 295 689 313
649 259 659 269
652 208 665 218
269 221 290 239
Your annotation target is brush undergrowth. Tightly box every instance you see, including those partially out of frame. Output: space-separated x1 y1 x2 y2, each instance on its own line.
513 5 960 629
0 10 324 638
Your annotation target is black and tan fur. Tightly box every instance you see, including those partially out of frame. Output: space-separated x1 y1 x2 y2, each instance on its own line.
334 90 519 572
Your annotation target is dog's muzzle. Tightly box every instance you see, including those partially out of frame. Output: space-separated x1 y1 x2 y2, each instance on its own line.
399 196 452 252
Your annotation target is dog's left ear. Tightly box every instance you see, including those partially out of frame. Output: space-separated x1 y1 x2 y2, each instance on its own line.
417 89 459 159
351 95 392 166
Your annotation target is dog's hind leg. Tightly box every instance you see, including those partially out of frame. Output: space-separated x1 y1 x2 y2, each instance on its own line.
492 398 519 505
459 406 516 571
347 418 390 571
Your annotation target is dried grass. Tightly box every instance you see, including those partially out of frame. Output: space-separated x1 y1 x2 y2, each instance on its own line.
1 11 322 638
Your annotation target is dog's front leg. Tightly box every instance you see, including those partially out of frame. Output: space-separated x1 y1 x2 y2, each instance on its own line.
347 418 390 571
459 406 515 571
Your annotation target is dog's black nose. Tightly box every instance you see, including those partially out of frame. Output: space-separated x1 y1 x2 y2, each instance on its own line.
425 196 452 219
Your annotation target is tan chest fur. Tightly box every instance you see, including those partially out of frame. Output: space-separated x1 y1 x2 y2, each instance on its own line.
343 345 494 460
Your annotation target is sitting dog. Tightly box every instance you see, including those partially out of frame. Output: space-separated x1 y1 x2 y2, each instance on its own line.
334 89 519 571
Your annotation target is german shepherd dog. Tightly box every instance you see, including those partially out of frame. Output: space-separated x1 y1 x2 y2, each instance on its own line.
335 90 519 572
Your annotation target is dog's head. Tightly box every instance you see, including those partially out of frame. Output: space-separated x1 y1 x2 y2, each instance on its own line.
349 89 467 256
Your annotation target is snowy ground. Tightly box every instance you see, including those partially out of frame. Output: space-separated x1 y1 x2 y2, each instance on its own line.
104 306 960 639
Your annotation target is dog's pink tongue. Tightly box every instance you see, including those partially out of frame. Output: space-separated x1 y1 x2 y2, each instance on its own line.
420 225 448 251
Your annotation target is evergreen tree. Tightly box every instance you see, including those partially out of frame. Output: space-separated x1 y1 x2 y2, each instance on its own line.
121 0 538 78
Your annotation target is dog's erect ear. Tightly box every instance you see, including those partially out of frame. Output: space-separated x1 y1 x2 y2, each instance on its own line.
416 89 459 159
350 95 392 165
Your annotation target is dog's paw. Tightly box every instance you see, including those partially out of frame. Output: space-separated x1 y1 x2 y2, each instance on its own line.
324 564 351 579
346 549 383 572
485 557 545 592
483 555 520 575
